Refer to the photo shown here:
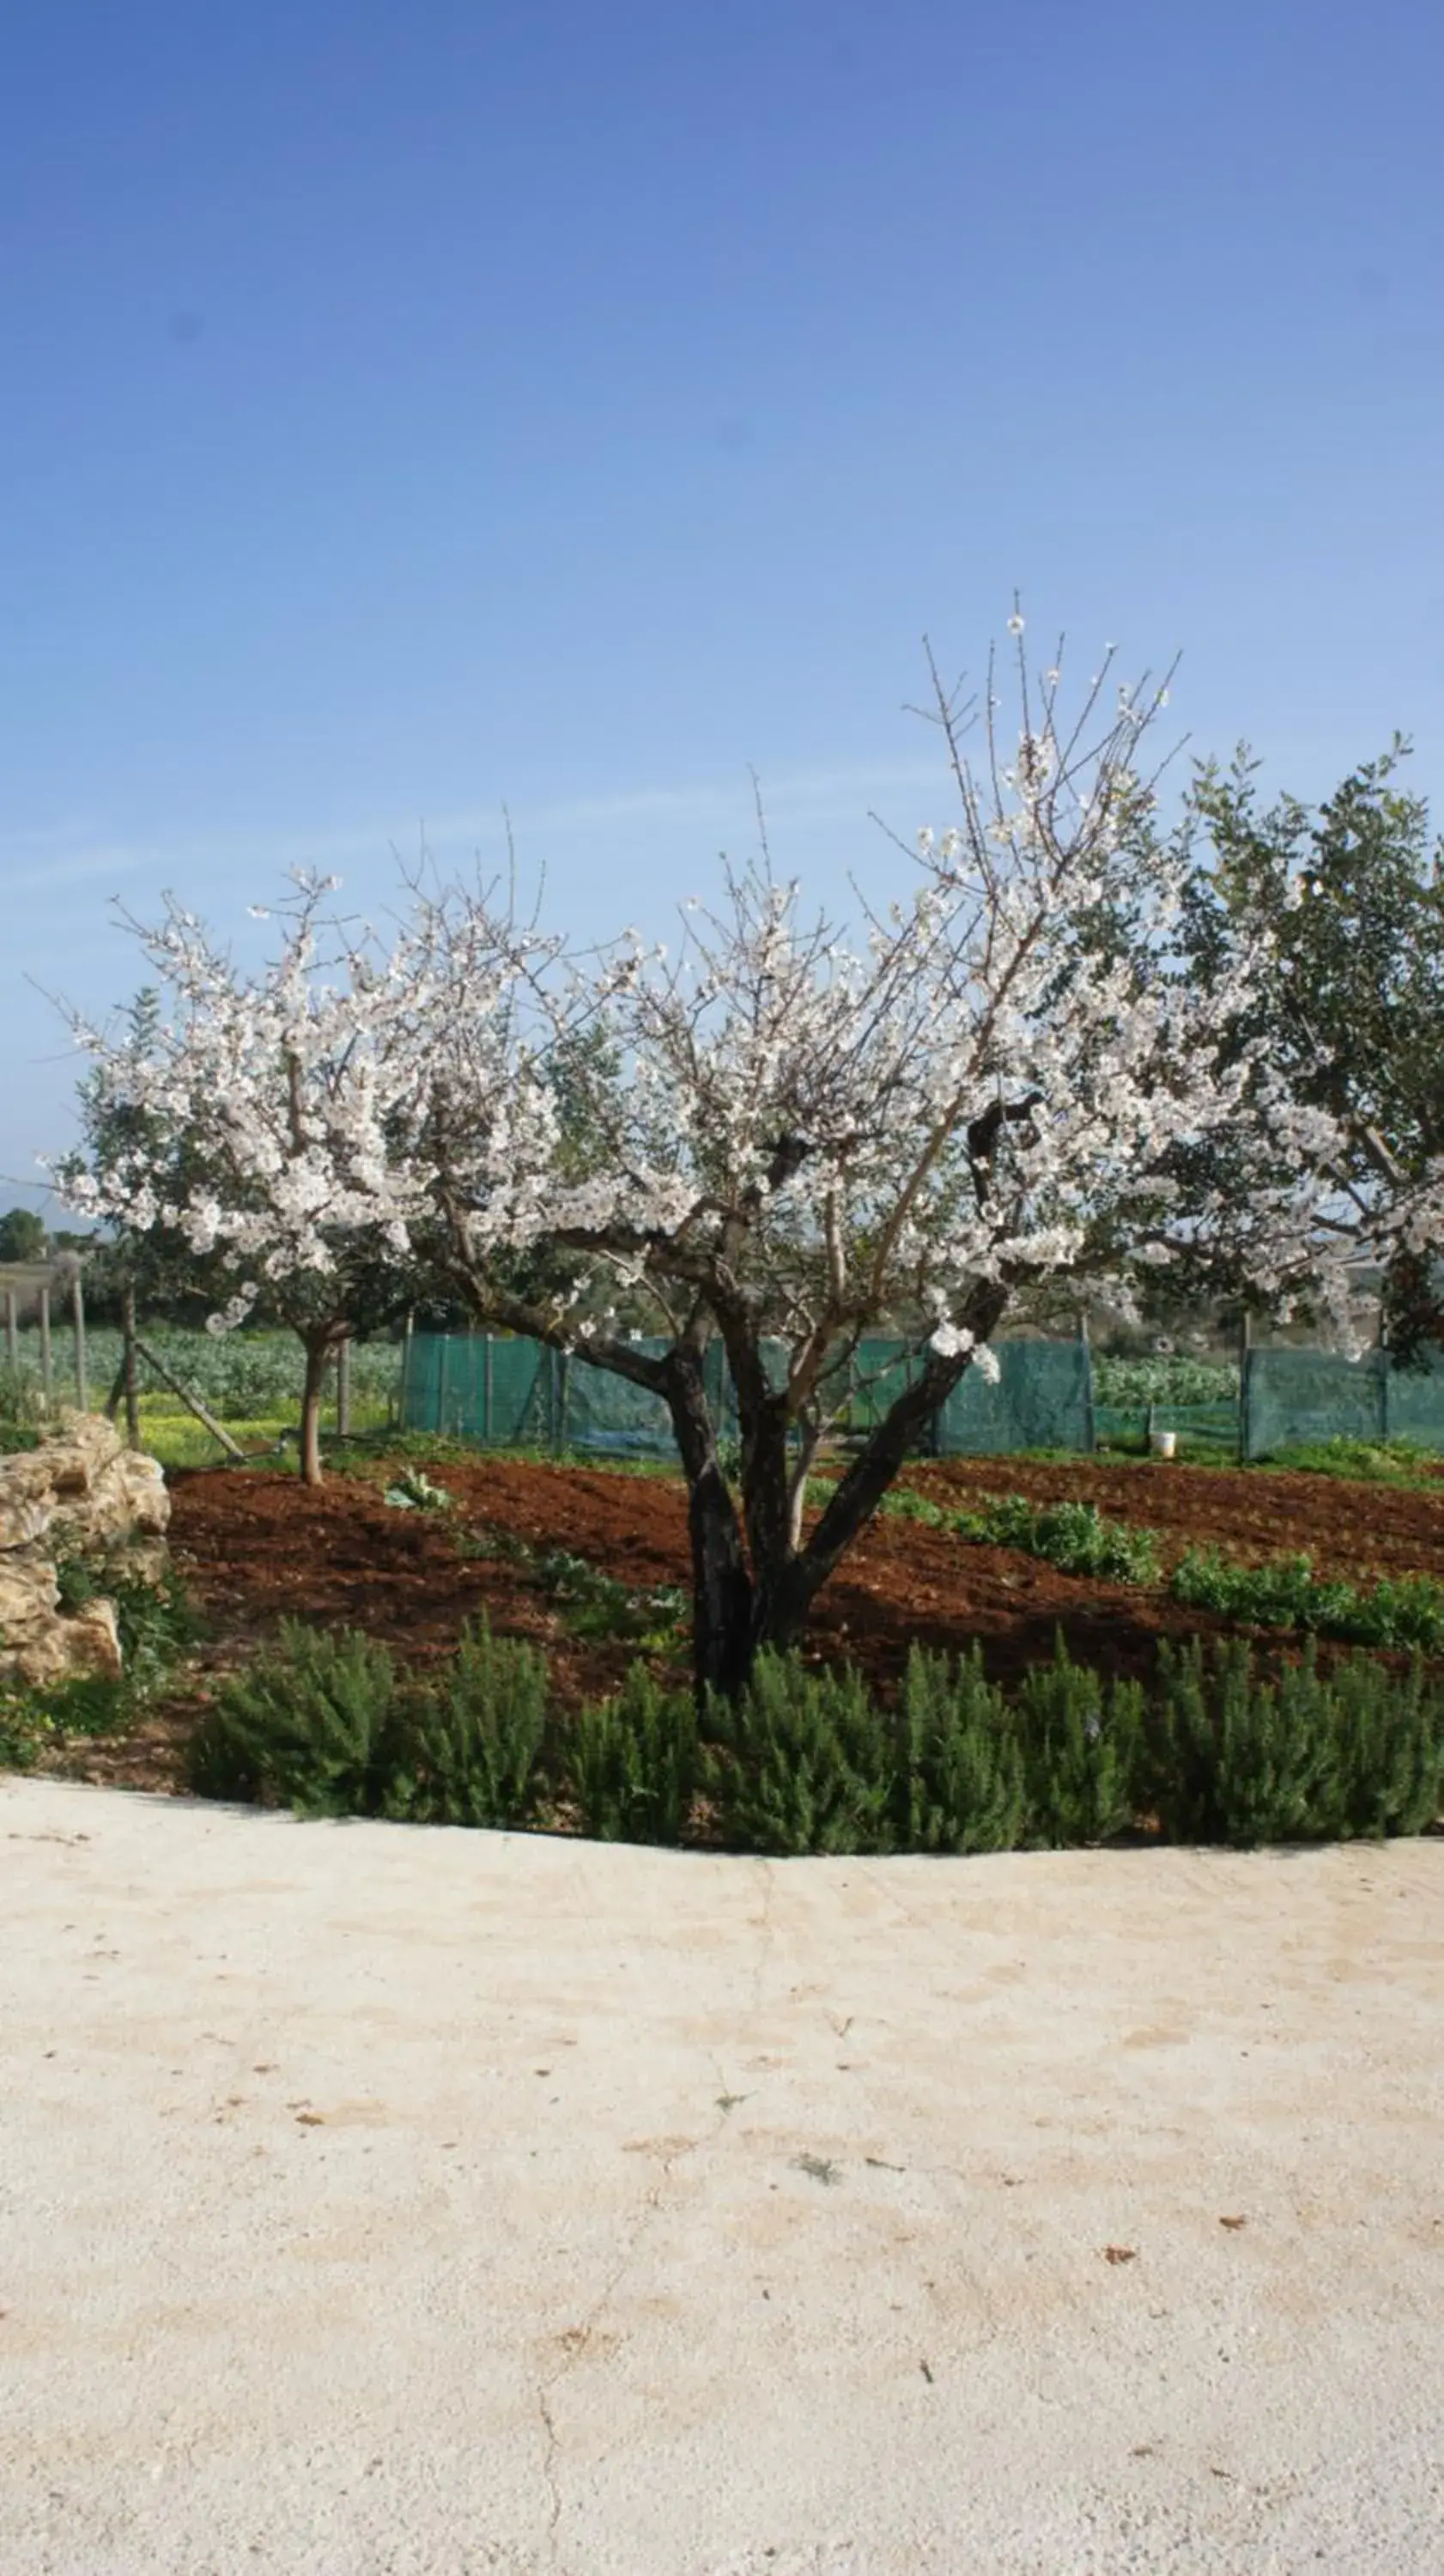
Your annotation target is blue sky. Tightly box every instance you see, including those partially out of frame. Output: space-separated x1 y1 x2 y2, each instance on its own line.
3 0 1441 1213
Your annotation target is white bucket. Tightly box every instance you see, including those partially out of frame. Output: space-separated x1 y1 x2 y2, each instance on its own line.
1150 1429 1177 1460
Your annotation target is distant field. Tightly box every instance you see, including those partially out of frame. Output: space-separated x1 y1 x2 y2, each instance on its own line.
3 1326 403 1464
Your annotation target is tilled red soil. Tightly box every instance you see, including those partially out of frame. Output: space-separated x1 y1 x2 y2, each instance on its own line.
33 1446 1444 1797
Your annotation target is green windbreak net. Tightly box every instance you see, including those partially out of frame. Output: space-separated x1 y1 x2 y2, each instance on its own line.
937 1339 1094 1455
1243 1346 1444 1456
399 1330 1444 1461
401 1331 1094 1457
1243 1348 1386 1458
1093 1400 1240 1455
1384 1348 1444 1447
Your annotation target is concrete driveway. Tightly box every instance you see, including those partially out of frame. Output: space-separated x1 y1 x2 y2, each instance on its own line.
2 1772 1441 2575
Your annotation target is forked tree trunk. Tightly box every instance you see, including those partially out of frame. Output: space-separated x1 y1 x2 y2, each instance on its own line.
670 1303 1007 1703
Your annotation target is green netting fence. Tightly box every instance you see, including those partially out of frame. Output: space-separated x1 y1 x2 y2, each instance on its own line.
401 1332 1095 1458
1242 1346 1444 1458
1092 1400 1241 1455
401 1329 1444 1463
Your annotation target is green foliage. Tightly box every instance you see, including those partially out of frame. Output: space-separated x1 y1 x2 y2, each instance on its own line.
531 1546 688 1645
185 1620 408 1815
0 1364 45 1435
0 1696 56 1771
1092 1355 1240 1407
381 1618 548 1828
0 1550 203 1759
0 1206 46 1262
1012 1639 1146 1845
1171 1546 1444 1650
568 1665 698 1844
1263 1436 1439 1487
1172 738 1444 1341
897 1643 1026 1852
0 1324 403 1425
701 1651 898 1856
880 1488 950 1529
1148 1637 1444 1847
382 1467 454 1511
954 1492 1161 1583
161 1607 1444 1853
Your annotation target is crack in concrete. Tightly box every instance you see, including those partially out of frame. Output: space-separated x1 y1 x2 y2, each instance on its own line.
530 2074 742 2562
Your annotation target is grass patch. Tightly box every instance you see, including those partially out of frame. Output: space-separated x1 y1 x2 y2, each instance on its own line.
1259 1437 1442 1486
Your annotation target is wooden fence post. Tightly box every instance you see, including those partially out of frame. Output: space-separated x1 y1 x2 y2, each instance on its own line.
120 1286 141 1449
337 1336 352 1439
399 1310 415 1431
39 1285 52 1409
3 1288 15 1375
72 1269 88 1413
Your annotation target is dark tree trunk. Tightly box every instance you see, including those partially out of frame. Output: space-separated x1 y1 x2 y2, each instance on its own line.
664 1291 1008 1703
663 1349 755 1700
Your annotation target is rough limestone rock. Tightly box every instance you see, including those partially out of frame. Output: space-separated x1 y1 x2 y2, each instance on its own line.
0 1415 170 1689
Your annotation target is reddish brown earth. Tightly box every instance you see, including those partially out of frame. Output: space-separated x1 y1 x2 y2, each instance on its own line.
31 1445 1444 1797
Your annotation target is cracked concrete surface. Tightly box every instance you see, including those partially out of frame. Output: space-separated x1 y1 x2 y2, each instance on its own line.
2 1776 1441 2575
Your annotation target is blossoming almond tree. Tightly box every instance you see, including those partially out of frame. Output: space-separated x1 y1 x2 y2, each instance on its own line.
52 873 443 1483
408 617 1364 1696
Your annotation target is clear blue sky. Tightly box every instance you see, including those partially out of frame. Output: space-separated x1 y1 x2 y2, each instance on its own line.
3 0 1441 1213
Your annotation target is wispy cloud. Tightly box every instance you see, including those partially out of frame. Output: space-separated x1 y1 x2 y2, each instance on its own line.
1 756 948 909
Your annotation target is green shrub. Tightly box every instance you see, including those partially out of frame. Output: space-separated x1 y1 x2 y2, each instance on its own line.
567 1664 697 1844
185 1620 407 1815
1171 1546 1444 1650
1149 1636 1444 1846
531 1547 688 1646
1012 1639 1146 1844
381 1617 548 1828
0 1693 55 1770
1092 1355 1240 1408
881 1490 951 1531
897 1643 1026 1853
1261 1437 1437 1486
702 1650 898 1856
955 1493 1161 1584
1321 1651 1444 1838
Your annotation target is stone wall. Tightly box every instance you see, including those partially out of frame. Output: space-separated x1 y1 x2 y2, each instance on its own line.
0 1417 170 1688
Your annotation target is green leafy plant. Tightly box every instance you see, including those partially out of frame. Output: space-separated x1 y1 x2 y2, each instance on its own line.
185 1620 408 1815
1260 1437 1440 1487
1171 1546 1444 1649
1011 1637 1146 1844
0 1693 57 1771
382 1616 548 1827
567 1665 698 1844
701 1651 898 1856
897 1643 1026 1852
1092 1355 1240 1407
529 1546 687 1645
954 1493 1162 1583
382 1467 454 1512
1148 1636 1444 1845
